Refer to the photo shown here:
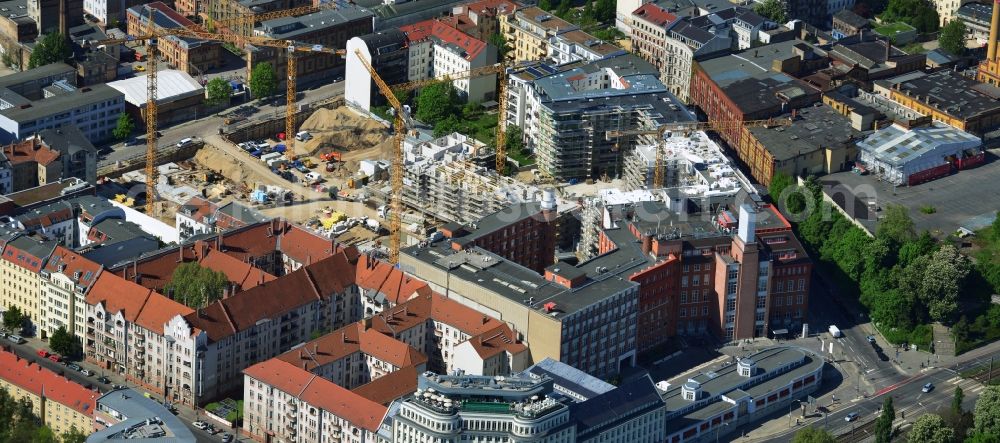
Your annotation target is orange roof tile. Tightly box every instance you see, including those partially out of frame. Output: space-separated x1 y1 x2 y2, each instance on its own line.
4 138 61 167
116 242 276 292
243 359 388 432
0 349 97 417
632 3 677 26
277 323 426 371
400 19 488 61
133 292 193 335
279 224 338 266
466 324 527 359
350 366 418 405
85 273 152 323
43 246 102 291
355 254 430 305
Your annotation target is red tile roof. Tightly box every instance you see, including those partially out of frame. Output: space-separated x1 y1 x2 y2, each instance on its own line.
85 273 192 334
43 246 102 291
4 138 61 167
117 241 276 292
244 359 388 432
143 1 194 26
350 366 418 405
632 3 677 27
400 19 488 61
461 0 518 16
466 323 527 359
355 254 430 305
1 237 53 273
279 224 338 266
277 323 427 371
0 349 97 417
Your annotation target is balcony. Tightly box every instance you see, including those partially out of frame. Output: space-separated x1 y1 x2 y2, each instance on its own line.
136 347 145 356
87 328 95 338
134 334 144 343
136 358 145 367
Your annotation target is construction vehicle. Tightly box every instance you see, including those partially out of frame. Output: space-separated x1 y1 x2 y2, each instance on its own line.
320 151 342 162
92 5 342 214
352 51 511 262
606 118 792 188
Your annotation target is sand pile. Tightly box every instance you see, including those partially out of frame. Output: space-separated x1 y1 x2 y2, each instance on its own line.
194 144 256 188
298 107 392 157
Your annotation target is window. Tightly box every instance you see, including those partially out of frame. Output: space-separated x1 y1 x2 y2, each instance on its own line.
798 279 806 291
693 264 700 271
681 276 688 287
797 294 804 305
680 308 686 318
776 280 783 292
693 275 700 286
702 306 708 316
776 297 783 306
691 290 699 302
680 291 687 303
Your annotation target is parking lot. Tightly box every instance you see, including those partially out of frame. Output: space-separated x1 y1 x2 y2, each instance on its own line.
820 150 1000 236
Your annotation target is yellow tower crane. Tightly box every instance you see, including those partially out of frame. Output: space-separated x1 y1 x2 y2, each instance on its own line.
353 50 509 263
96 6 342 213
607 118 792 188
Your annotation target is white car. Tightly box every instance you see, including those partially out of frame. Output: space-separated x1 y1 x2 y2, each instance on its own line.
80 369 93 377
192 421 209 430
922 383 934 393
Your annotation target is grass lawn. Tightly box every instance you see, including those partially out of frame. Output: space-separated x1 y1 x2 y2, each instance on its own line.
875 22 915 37
509 149 535 167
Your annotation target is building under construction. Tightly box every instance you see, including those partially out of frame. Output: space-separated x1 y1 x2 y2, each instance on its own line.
623 130 754 198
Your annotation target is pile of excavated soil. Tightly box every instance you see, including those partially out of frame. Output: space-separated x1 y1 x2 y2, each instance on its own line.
297 107 393 157
194 144 257 188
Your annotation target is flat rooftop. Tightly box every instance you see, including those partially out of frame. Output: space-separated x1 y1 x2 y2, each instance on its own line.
857 122 981 167
257 6 374 39
889 70 1000 120
0 84 122 123
746 104 862 161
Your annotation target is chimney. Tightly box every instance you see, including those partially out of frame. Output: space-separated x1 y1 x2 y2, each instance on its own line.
342 332 346 343
989 0 1000 61
641 235 652 255
482 315 488 324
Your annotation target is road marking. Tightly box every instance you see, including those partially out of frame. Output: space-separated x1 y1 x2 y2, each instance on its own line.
947 376 961 383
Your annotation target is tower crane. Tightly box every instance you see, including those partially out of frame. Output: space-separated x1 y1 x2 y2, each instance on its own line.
607 118 792 188
353 50 511 263
95 7 343 213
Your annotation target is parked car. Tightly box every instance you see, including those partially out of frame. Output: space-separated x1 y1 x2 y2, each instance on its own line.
37 349 49 358
47 354 62 363
66 363 82 372
80 369 93 376
192 421 209 430
845 412 860 422
922 383 934 393
97 376 110 384
6 335 25 344
112 384 126 390
221 433 234 443
866 335 876 344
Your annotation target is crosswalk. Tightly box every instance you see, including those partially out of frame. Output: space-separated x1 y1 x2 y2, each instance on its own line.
945 375 986 394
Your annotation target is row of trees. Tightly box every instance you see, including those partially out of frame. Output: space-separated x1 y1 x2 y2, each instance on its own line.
0 386 87 443
769 173 988 348
794 385 1000 442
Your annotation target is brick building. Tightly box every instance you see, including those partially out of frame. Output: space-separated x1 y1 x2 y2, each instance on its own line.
443 201 557 274
126 2 222 75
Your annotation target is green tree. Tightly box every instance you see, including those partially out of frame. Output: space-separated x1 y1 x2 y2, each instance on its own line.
792 427 836 443
555 0 572 18
939 20 967 55
594 0 616 22
28 33 71 69
538 0 552 11
870 289 915 330
2 306 25 332
753 0 787 23
433 115 462 137
48 326 82 359
877 204 916 246
769 171 795 202
908 414 954 443
876 396 895 443
992 213 1000 243
163 262 230 309
416 81 459 124
250 62 277 100
488 33 511 61
61 427 87 443
975 386 1000 436
898 231 935 268
966 431 1000 443
506 125 525 156
112 113 134 141
921 245 971 322
954 386 966 417
205 77 232 106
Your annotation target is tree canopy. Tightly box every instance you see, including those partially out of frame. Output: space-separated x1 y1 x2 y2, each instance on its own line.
938 20 967 56
205 77 232 106
250 62 277 99
163 262 230 309
875 396 895 443
28 33 71 69
908 414 954 443
792 427 836 443
416 81 460 125
975 387 1000 436
880 0 939 33
0 386 78 442
113 113 134 141
877 204 916 246
2 306 25 332
753 0 787 23
48 326 82 359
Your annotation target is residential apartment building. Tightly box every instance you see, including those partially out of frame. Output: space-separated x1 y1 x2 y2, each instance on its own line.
958 2 992 44
931 0 963 27
126 2 222 75
38 246 102 339
0 81 124 145
442 0 518 40
175 196 268 241
249 6 374 89
506 54 693 180
0 349 96 436
400 19 498 102
243 288 528 443
500 7 576 63
831 9 869 39
551 30 625 64
3 126 98 193
83 0 146 26
0 232 56 326
443 202 556 274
